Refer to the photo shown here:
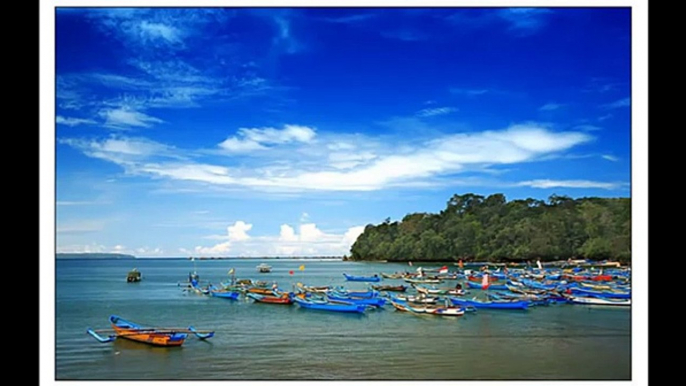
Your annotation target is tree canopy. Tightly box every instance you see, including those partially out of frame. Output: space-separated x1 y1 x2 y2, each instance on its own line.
349 193 631 263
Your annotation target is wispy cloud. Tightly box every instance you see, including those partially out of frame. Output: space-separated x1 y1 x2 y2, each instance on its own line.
219 125 317 153
99 107 163 129
416 107 458 117
517 179 621 190
56 116 97 127
57 220 105 234
57 200 102 206
446 8 552 36
64 123 593 192
381 29 427 41
272 15 302 54
320 13 376 24
602 97 631 109
539 103 564 111
497 8 553 34
574 124 602 132
449 88 491 96
602 155 619 162
598 114 613 122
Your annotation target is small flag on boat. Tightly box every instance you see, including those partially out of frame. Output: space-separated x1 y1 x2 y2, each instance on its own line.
408 261 413 266
458 260 463 269
537 260 542 270
299 265 305 271
289 270 294 275
481 274 490 290
228 268 235 275
438 266 448 274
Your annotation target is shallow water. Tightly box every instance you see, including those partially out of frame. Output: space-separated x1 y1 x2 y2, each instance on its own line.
54 258 631 380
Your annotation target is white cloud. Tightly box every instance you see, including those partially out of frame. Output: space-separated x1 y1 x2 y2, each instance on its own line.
416 107 458 117
574 125 602 131
300 212 310 222
139 21 182 44
66 123 593 192
602 98 631 109
602 155 619 162
449 88 490 96
518 179 621 190
227 221 252 241
56 116 97 127
57 220 105 234
539 103 563 111
219 124 316 152
99 108 163 128
196 222 365 257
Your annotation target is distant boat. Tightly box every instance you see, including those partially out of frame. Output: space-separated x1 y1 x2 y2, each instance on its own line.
343 273 381 282
257 263 272 273
126 268 141 283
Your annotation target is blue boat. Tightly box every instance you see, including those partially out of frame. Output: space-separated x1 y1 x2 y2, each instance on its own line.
293 295 367 313
327 294 387 307
450 297 529 310
343 273 381 282
209 286 240 300
466 281 509 291
330 288 379 298
569 287 631 299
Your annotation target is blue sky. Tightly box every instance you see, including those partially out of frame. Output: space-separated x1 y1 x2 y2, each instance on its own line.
55 7 632 257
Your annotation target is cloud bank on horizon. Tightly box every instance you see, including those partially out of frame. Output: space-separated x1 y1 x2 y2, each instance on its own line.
55 7 631 257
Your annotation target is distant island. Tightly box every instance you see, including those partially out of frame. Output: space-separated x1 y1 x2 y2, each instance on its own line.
56 253 136 260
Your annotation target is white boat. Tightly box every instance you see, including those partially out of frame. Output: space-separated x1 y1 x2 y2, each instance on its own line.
256 263 272 273
566 295 631 306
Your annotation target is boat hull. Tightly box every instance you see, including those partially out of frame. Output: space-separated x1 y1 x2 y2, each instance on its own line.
109 315 187 347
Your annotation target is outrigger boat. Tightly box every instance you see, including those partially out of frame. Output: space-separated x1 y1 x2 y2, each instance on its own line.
343 273 381 282
86 315 214 347
293 294 367 313
246 292 293 304
371 284 407 292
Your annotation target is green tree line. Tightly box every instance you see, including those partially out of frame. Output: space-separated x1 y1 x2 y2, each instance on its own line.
349 193 631 263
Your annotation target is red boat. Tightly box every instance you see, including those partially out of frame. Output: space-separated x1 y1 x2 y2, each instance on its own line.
467 275 499 283
247 292 293 304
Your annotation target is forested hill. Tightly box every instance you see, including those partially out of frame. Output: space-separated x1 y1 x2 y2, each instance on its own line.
349 193 631 263
56 253 136 260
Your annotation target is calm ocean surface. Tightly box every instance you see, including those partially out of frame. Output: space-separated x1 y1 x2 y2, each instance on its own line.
55 258 631 381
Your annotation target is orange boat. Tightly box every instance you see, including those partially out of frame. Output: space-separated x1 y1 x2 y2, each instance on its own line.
247 292 293 304
87 315 214 347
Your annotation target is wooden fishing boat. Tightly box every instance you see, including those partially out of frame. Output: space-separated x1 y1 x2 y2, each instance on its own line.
247 287 277 296
297 284 331 293
209 286 240 300
246 292 293 304
569 287 631 299
343 273 381 282
293 295 367 313
86 315 214 347
391 294 439 304
449 297 529 310
564 295 631 306
126 268 141 283
329 288 378 298
371 284 407 292
380 272 404 279
327 294 387 307
256 263 272 273
413 284 465 296
403 277 442 284
390 299 466 317
467 275 499 283
466 281 508 291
